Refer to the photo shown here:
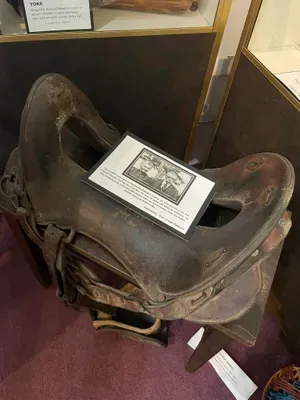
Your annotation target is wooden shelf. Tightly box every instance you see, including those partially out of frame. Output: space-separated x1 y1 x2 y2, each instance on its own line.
0 0 219 41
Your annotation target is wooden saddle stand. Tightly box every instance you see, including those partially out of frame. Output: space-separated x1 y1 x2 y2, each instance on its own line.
0 74 294 372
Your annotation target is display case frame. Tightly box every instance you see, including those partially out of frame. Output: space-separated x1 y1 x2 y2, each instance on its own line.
0 0 232 163
247 0 300 102
245 0 300 109
0 0 230 42
215 0 300 133
206 0 300 357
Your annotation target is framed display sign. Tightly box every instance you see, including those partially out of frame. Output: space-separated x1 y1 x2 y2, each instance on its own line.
83 133 216 240
22 0 93 33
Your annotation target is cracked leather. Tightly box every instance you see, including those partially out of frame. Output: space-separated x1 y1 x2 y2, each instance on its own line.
0 74 295 324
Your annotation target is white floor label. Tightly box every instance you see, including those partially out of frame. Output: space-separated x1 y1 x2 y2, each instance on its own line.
209 350 257 400
188 329 258 400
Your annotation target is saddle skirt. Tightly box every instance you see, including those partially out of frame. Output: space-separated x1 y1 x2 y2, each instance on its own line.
0 74 294 326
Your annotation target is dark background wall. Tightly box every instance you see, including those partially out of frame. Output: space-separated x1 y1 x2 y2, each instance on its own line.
207 53 300 352
0 32 216 173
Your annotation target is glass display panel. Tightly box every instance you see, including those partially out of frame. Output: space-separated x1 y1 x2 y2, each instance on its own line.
0 0 219 37
248 0 300 100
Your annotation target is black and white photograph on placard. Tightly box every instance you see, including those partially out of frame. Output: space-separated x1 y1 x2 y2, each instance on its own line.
83 133 216 240
123 149 196 205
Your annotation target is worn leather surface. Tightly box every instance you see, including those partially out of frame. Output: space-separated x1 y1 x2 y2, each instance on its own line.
0 74 294 328
14 74 294 303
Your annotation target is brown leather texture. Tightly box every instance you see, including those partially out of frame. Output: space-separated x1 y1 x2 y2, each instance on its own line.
17 75 293 297
0 73 294 327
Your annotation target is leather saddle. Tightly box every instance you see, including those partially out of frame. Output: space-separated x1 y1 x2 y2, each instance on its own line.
0 74 294 346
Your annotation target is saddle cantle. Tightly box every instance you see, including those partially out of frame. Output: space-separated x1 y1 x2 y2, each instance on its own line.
0 74 294 351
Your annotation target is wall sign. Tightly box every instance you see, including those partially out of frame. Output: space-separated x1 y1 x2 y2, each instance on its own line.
22 0 93 33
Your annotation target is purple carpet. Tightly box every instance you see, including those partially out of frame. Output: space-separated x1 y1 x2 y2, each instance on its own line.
0 217 294 400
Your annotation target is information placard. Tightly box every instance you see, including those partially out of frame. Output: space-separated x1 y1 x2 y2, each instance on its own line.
83 133 215 240
276 71 300 101
23 0 93 33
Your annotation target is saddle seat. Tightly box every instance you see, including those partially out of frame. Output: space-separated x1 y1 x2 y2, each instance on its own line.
1 74 294 327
